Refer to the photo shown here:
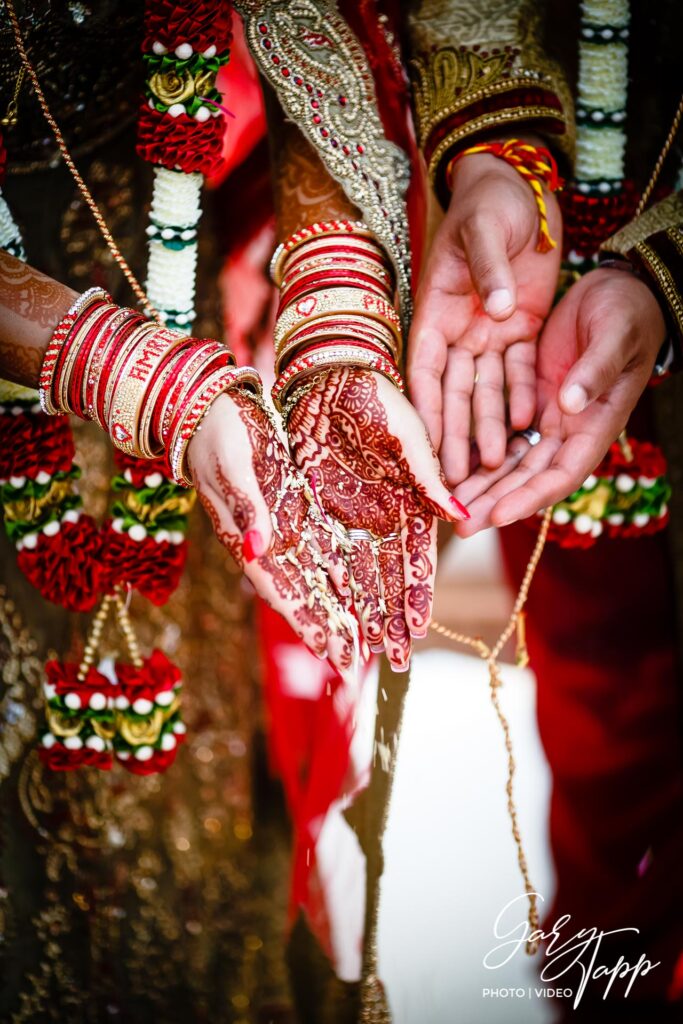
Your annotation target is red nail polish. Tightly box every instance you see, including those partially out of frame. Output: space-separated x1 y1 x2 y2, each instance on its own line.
242 529 265 563
449 496 471 520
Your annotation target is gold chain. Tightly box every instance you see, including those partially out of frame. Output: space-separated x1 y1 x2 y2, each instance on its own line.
635 92 683 218
77 587 144 681
430 506 553 952
1 64 25 127
4 0 159 320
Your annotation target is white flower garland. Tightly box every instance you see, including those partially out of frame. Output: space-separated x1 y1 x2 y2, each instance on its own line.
145 166 203 332
0 191 25 260
575 0 630 190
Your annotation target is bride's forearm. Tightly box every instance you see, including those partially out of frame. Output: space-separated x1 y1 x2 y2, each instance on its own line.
267 100 359 240
0 250 77 387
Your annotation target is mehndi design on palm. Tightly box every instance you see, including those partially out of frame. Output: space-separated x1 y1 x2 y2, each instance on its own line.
286 367 467 671
189 390 358 680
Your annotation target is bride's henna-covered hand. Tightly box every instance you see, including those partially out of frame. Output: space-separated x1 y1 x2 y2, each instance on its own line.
286 368 468 671
188 391 355 678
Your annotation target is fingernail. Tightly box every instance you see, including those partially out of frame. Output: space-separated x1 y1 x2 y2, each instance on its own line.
391 661 410 674
242 529 265 563
449 496 471 520
563 383 588 414
485 288 513 317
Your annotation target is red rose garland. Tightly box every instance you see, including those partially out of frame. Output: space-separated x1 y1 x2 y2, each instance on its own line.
142 0 233 54
40 647 186 775
537 438 671 549
137 0 232 178
0 400 192 612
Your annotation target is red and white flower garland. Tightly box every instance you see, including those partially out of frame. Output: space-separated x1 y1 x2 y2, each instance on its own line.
0 2 234 773
546 0 671 548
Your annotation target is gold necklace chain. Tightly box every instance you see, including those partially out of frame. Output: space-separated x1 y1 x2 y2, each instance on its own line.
635 92 683 218
1 63 25 127
430 506 553 951
4 0 159 320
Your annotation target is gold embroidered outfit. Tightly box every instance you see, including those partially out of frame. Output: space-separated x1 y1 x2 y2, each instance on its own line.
405 0 575 206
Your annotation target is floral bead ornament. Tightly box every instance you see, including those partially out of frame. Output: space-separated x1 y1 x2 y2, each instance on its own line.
0 383 192 774
544 439 671 549
0 0 236 775
39 598 186 775
137 0 234 332
0 395 192 612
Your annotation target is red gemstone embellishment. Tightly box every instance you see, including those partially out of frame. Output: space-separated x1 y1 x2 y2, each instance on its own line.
338 95 347 106
258 23 267 33
272 55 280 64
356 143 364 154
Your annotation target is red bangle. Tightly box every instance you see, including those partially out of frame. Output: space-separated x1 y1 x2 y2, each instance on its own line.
158 341 226 445
164 347 233 446
283 242 389 279
68 305 114 418
50 300 110 415
84 307 132 420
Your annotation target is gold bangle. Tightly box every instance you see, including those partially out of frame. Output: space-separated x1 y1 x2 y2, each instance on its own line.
274 286 402 352
273 345 404 410
275 315 398 373
281 254 394 290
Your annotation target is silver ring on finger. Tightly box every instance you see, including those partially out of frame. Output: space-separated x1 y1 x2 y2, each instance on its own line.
378 531 400 545
347 527 375 544
518 428 542 447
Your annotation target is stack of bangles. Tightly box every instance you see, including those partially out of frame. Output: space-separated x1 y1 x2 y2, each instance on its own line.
39 287 261 486
270 220 405 410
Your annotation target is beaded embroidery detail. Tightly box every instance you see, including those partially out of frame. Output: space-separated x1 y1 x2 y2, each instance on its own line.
236 0 413 323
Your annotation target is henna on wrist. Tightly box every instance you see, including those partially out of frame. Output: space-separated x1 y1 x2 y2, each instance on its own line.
0 251 77 387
